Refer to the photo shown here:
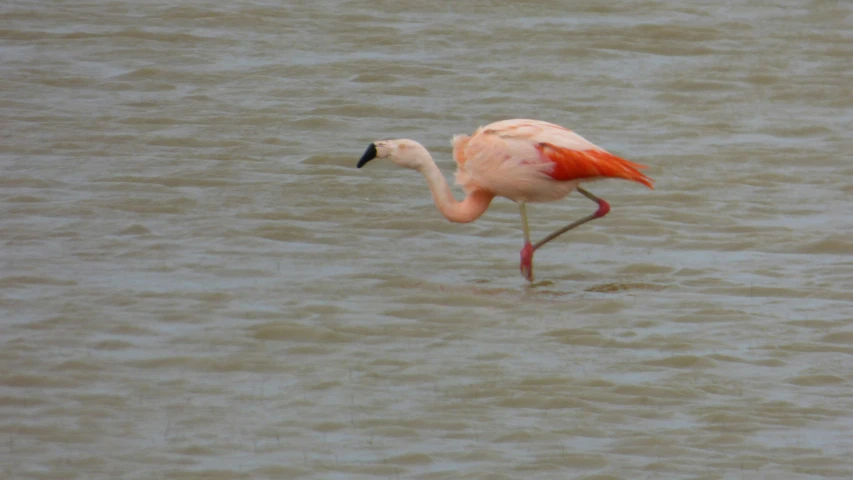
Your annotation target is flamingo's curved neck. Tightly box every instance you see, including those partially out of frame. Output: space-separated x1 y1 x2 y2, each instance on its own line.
418 158 493 224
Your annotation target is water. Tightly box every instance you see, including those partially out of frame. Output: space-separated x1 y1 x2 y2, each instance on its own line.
2 1 853 478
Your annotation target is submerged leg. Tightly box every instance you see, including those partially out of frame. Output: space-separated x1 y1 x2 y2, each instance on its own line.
518 202 535 282
532 187 610 251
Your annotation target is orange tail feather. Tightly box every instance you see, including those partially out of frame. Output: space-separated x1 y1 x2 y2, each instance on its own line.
537 143 654 189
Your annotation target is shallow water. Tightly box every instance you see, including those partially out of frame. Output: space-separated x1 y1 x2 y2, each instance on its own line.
2 1 853 479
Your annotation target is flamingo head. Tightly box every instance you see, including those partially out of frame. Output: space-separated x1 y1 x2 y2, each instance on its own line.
357 139 430 171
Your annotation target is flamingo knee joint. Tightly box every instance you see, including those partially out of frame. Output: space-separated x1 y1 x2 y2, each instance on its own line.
594 199 611 218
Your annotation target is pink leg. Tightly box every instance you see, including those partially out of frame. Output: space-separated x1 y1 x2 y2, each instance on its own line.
520 242 534 282
518 188 610 282
518 202 535 282
532 187 611 251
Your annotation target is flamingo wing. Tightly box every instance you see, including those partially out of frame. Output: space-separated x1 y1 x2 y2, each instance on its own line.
483 119 654 189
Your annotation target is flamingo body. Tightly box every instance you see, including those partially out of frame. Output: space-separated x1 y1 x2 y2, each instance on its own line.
452 119 652 203
356 118 654 282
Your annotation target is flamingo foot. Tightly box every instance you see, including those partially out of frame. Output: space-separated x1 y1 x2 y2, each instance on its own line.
520 242 534 282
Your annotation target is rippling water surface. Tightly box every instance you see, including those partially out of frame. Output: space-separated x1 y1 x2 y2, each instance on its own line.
3 1 853 479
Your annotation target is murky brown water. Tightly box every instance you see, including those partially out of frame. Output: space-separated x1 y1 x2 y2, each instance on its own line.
3 1 853 479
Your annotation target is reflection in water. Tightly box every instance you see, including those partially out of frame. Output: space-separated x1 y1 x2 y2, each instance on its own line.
584 282 665 293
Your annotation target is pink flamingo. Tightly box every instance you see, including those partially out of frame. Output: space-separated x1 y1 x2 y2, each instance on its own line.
357 119 654 282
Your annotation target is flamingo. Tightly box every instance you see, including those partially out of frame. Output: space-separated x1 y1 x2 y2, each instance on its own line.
356 119 654 282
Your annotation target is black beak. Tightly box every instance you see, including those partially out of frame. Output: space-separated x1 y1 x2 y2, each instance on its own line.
357 143 377 168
